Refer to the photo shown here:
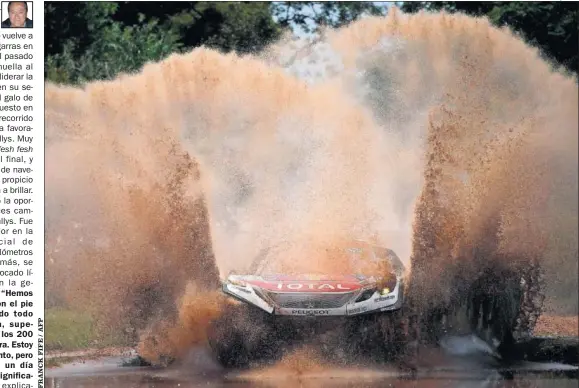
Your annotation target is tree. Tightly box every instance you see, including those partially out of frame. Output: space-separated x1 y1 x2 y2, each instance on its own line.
111 2 283 54
400 2 578 75
45 3 183 84
44 2 282 84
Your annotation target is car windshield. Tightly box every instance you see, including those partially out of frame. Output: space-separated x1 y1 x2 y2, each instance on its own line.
250 239 404 276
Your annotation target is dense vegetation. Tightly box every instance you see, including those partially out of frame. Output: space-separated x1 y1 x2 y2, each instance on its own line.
45 2 577 84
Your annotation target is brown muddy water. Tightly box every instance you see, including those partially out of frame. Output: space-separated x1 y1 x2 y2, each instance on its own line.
45 373 579 388
46 337 578 388
44 362 579 387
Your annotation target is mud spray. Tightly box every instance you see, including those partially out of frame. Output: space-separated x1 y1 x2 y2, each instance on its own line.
45 8 577 368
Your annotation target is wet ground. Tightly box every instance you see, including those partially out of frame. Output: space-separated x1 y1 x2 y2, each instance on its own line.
46 335 578 388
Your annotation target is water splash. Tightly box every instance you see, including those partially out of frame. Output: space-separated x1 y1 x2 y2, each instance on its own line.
45 8 578 364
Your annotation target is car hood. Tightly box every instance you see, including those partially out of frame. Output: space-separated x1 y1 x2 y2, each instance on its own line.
228 274 375 293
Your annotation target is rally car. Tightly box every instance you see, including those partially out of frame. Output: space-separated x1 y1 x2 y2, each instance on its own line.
207 239 410 368
221 241 406 317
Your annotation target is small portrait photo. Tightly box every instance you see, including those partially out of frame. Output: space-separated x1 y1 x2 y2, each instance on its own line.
1 1 33 28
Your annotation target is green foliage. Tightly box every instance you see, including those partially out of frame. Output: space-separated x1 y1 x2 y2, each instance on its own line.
44 2 576 85
104 2 282 52
45 3 183 85
46 19 183 85
44 2 281 85
197 2 283 53
400 1 578 75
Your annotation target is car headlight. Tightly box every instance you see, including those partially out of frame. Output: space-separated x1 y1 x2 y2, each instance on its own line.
379 287 391 295
376 274 397 294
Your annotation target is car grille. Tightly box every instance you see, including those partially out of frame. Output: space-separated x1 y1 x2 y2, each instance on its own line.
266 292 355 309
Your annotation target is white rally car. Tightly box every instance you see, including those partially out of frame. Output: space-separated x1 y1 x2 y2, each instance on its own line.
222 244 405 317
207 239 409 368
